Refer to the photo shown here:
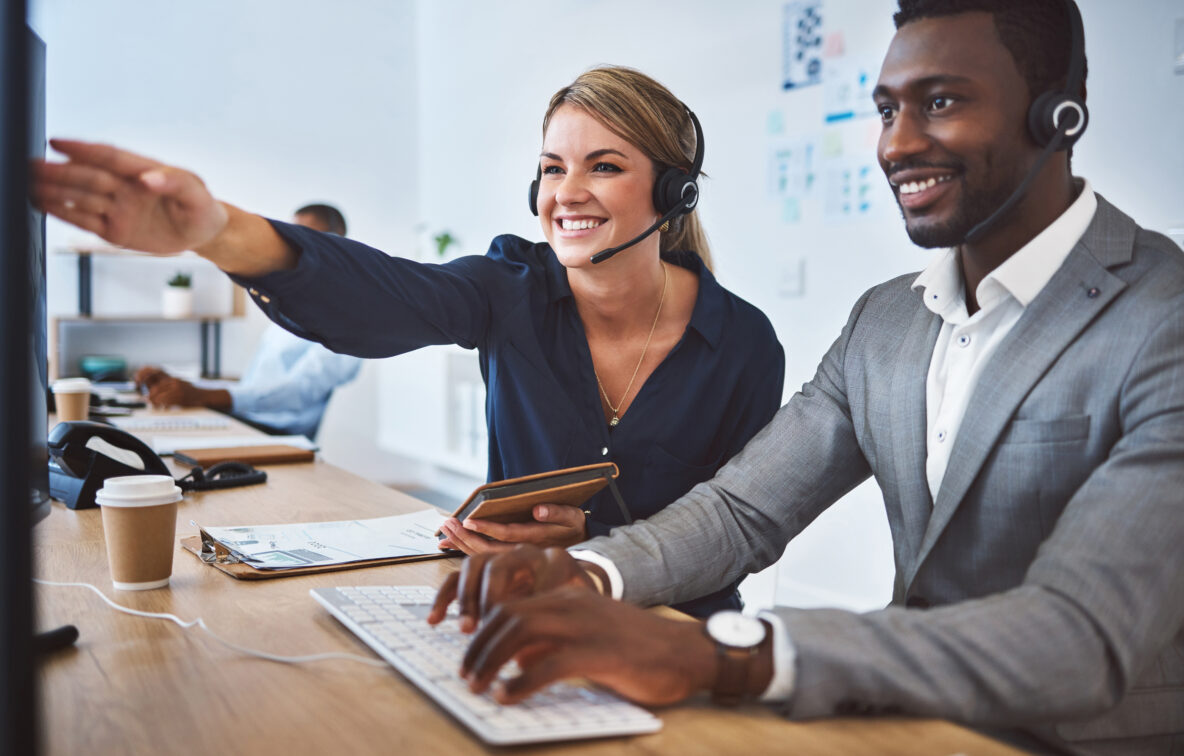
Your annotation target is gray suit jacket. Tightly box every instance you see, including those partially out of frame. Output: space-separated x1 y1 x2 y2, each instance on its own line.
583 195 1184 753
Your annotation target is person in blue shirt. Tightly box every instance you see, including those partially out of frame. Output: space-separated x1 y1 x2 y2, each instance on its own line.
133 204 361 440
33 65 785 616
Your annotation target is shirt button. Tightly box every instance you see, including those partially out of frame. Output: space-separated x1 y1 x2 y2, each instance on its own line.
936 430 947 443
957 334 971 347
601 447 608 456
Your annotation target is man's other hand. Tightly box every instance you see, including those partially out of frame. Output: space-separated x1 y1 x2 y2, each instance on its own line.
428 545 599 633
133 365 169 391
140 375 231 410
144 376 203 408
460 588 717 706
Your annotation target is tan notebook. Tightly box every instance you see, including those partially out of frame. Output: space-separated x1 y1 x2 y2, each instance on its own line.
173 444 315 467
443 462 622 527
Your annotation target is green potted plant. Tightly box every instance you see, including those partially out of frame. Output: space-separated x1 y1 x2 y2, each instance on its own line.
162 271 193 318
434 230 458 258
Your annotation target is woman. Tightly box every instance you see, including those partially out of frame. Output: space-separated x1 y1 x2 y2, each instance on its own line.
34 66 784 617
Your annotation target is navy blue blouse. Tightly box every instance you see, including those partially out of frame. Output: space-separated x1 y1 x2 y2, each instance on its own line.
236 224 785 616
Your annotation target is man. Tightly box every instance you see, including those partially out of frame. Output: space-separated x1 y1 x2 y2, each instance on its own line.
135 203 360 439
430 1 1184 753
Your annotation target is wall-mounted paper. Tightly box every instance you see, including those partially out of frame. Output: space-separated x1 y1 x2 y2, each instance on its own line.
782 1 824 91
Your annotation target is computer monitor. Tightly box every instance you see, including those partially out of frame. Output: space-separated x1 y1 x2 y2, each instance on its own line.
27 21 48 526
1 3 45 753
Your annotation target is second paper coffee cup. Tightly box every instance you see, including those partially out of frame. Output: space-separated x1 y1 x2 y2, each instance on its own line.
97 475 182 590
52 377 92 422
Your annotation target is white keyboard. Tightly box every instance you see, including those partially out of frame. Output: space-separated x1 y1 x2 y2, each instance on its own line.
310 585 662 745
110 415 231 432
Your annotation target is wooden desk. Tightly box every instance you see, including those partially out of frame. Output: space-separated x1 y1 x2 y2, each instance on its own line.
35 411 1025 755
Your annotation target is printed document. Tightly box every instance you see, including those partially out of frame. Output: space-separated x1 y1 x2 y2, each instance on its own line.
198 508 447 570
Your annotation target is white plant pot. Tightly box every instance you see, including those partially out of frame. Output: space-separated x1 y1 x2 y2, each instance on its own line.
161 287 194 318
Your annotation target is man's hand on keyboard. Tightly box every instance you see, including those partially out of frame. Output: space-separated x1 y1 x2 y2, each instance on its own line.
428 545 598 633
459 588 716 706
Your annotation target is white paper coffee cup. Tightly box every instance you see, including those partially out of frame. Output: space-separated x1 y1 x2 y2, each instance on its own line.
52 377 92 422
97 475 182 590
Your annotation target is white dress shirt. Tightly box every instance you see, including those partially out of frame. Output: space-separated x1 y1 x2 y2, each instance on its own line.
914 181 1097 500
228 324 362 439
574 180 1099 704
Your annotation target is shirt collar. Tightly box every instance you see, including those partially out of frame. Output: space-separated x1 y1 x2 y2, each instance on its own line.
680 253 725 349
544 246 575 304
545 248 725 349
911 247 967 322
912 179 1098 316
987 179 1097 306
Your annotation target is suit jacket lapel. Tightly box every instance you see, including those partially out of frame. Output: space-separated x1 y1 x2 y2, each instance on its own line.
887 303 941 568
907 196 1135 585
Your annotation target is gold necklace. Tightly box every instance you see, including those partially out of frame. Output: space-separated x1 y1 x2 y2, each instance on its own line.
594 262 668 427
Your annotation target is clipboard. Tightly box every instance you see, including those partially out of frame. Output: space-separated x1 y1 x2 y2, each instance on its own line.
179 534 452 580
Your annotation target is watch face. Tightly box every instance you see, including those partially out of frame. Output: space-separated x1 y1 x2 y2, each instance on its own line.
706 611 766 648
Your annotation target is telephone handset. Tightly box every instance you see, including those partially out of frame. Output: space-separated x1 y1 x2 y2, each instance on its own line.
48 421 171 510
48 421 268 509
176 461 267 491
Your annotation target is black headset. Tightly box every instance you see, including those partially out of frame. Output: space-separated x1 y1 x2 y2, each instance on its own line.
1027 0 1089 149
528 106 706 265
965 0 1089 243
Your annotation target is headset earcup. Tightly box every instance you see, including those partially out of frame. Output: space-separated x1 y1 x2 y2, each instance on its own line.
651 169 677 215
1027 91 1062 147
652 169 697 217
528 178 540 216
1028 91 1088 150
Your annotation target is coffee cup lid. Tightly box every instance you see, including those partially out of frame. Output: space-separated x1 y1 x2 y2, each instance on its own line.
96 475 182 507
52 377 92 393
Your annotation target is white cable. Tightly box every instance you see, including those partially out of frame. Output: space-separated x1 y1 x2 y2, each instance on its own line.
34 578 389 669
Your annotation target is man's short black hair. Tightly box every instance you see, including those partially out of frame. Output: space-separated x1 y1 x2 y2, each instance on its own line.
893 0 1087 104
295 203 347 236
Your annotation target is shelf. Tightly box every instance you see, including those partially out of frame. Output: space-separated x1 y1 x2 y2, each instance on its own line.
49 245 250 381
54 245 204 258
59 245 247 318
51 316 226 381
56 315 233 324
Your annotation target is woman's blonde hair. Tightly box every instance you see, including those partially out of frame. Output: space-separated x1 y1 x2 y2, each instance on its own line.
542 65 713 271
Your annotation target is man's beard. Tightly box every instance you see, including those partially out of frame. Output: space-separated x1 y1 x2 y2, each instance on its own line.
900 174 1017 249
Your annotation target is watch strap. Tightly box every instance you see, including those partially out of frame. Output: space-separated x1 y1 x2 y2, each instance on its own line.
711 643 756 706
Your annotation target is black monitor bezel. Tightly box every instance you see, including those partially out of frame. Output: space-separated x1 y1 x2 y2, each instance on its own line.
0 0 42 753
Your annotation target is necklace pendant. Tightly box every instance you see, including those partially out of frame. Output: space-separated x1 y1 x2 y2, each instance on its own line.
609 416 619 427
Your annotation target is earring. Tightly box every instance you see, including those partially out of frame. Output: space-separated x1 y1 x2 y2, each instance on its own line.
659 221 671 233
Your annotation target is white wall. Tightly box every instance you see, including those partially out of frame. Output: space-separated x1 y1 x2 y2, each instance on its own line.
32 0 422 481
